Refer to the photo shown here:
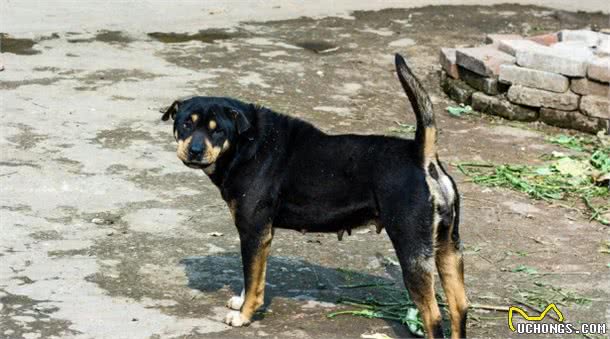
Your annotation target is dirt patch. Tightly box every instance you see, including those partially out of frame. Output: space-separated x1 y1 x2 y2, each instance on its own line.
0 33 40 55
91 126 154 149
74 69 161 91
294 40 339 54
67 30 134 44
6 124 47 150
148 29 241 43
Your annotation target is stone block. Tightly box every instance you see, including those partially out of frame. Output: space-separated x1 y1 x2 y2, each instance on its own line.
455 46 515 77
516 46 589 77
440 71 475 104
498 39 541 56
580 95 610 119
540 107 608 134
570 78 609 97
559 30 603 47
527 33 558 46
499 64 569 93
587 57 610 83
440 48 459 79
471 92 538 121
458 66 508 95
485 33 523 45
507 85 579 110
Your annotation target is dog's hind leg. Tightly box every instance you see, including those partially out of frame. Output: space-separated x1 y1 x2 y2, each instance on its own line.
435 197 468 338
383 211 444 338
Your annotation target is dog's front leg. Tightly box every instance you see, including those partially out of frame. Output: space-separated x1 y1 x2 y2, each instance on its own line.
224 225 273 327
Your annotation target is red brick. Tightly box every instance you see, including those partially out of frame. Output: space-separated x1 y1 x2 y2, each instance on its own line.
439 48 459 79
527 33 558 46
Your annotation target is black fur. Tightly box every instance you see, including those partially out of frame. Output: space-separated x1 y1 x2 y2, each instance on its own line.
162 54 466 338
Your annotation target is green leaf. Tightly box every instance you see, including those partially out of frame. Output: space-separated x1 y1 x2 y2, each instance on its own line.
446 105 472 117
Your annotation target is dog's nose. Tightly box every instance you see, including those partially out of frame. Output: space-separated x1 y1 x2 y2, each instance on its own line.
189 144 203 159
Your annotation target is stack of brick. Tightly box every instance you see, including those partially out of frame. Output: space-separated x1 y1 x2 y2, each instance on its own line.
440 29 610 134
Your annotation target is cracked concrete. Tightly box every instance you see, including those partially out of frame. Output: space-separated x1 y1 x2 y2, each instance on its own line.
2 1 609 338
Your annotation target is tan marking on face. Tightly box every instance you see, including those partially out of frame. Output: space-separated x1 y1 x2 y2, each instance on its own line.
239 228 273 321
191 114 198 123
435 244 468 339
203 138 222 164
176 136 192 162
208 120 217 130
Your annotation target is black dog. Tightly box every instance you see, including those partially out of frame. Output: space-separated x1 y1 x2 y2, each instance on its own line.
162 54 467 338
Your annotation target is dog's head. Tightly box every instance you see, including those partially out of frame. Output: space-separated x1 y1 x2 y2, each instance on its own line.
161 97 251 170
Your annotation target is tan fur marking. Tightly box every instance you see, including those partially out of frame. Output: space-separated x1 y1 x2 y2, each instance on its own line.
208 120 217 130
222 139 230 151
227 200 237 222
240 230 273 320
203 138 222 164
411 271 443 337
423 127 437 163
436 245 468 339
191 114 198 123
176 136 192 162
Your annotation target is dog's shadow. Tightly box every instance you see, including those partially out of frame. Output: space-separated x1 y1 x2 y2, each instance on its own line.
180 253 414 337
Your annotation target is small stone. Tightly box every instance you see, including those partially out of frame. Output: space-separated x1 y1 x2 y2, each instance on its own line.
580 95 610 119
458 66 508 95
540 107 608 134
559 30 603 47
498 39 542 56
92 218 106 225
485 33 523 45
440 72 475 104
439 48 459 79
471 92 539 121
507 85 580 111
517 46 589 77
106 231 115 236
455 46 516 77
587 57 610 83
499 65 569 93
527 32 558 46
570 78 610 97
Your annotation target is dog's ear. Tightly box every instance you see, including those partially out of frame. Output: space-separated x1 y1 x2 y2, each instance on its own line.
161 100 180 121
228 108 251 134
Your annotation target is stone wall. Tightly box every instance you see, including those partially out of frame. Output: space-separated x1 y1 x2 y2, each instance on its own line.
440 30 610 134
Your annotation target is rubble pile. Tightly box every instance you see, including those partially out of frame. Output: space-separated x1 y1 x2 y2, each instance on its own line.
440 30 610 134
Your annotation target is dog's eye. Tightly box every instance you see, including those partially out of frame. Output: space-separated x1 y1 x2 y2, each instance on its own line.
183 120 193 129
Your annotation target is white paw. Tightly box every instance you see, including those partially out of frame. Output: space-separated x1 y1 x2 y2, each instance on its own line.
224 310 250 327
226 295 244 310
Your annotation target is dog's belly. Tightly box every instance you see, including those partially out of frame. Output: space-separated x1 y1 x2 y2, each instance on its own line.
274 197 377 232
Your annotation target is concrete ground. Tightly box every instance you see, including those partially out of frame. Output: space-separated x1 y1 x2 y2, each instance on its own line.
1 2 609 338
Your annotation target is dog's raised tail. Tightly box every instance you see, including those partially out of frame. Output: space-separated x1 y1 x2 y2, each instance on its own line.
395 53 436 164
